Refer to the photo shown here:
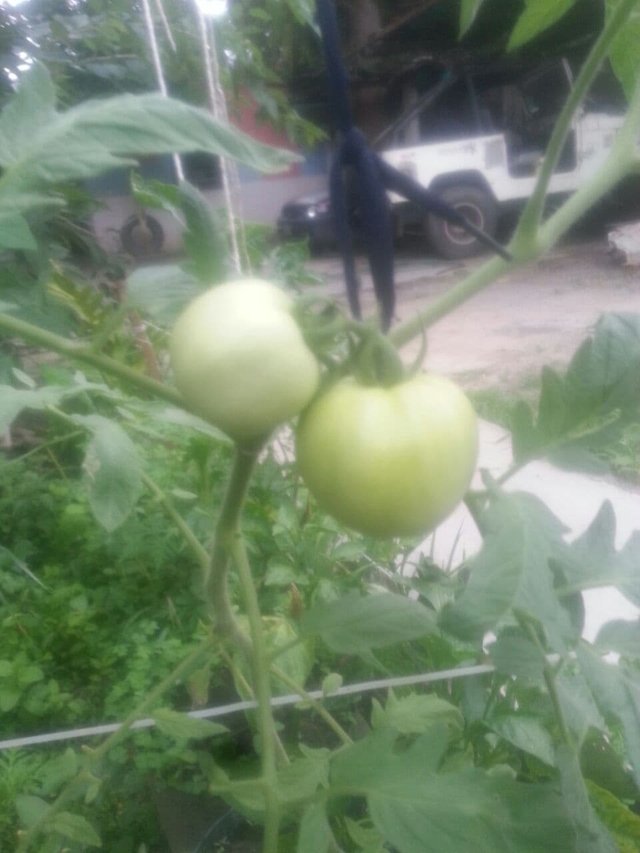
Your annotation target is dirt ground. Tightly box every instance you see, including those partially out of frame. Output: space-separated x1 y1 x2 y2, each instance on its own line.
309 236 640 392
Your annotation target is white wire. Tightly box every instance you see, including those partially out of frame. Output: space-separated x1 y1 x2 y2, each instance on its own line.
194 3 246 273
0 663 495 752
140 0 185 181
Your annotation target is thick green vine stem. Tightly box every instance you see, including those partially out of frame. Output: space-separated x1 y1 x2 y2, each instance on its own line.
514 0 640 246
229 533 282 852
0 310 183 406
206 443 262 649
204 441 282 849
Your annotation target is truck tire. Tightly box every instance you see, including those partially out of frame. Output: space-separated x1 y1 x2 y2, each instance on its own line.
426 184 497 260
120 213 164 258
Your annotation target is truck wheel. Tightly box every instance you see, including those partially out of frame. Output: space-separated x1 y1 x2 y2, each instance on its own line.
426 185 497 260
120 213 164 258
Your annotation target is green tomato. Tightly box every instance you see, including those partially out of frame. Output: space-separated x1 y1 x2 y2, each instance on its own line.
170 279 320 441
296 374 478 538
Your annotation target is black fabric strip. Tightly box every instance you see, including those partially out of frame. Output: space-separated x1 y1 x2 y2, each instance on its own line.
315 0 510 331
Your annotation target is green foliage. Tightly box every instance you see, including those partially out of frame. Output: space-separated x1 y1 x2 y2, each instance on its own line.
0 64 295 251
2 3 640 850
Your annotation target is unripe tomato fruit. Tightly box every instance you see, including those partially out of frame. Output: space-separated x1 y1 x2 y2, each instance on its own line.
170 279 320 441
296 374 478 538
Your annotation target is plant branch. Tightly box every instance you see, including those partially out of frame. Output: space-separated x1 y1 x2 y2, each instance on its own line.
0 310 183 406
141 470 210 575
270 664 353 746
228 532 281 853
519 616 573 750
389 254 510 348
206 444 260 649
513 0 640 243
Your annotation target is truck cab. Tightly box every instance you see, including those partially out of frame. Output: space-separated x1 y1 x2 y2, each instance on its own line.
380 59 626 258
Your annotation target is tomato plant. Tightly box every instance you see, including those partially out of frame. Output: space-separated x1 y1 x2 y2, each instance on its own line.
170 279 320 441
296 374 478 538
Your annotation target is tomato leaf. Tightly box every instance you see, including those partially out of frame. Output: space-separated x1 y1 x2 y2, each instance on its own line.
595 618 640 656
15 794 49 829
556 746 618 853
487 715 556 766
587 781 640 851
577 645 640 789
441 491 573 650
330 725 575 853
75 415 143 532
297 802 334 853
508 0 578 51
371 692 463 736
300 591 436 653
126 263 202 326
511 314 640 470
606 0 640 99
152 708 228 740
50 811 102 847
459 0 485 37
555 669 605 745
489 628 545 683
556 501 640 606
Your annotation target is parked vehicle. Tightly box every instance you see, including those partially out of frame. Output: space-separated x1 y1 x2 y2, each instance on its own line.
276 190 334 250
278 59 629 259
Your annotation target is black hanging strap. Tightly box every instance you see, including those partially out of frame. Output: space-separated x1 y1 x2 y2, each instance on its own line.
316 0 510 331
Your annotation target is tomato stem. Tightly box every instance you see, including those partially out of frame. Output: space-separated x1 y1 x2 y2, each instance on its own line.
0 309 183 406
206 443 261 650
228 529 282 852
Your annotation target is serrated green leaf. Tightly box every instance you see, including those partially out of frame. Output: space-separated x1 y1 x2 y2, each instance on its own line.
587 780 640 851
0 63 56 166
490 629 545 682
301 591 435 654
152 708 228 740
607 0 640 99
595 618 640 656
508 0 578 50
126 263 202 326
373 691 463 736
75 415 143 532
441 491 573 650
556 669 605 745
578 645 640 788
0 64 298 229
220 752 330 822
487 715 555 766
0 212 37 251
556 746 617 853
331 725 574 853
38 749 79 797
177 180 228 284
50 811 102 847
321 672 343 696
564 314 640 420
0 384 70 433
557 501 640 606
297 802 333 853
15 794 49 829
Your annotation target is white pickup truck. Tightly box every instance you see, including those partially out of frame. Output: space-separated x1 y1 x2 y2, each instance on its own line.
378 59 627 258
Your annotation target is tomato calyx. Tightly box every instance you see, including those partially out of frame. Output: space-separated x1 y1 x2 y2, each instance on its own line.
350 326 406 388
